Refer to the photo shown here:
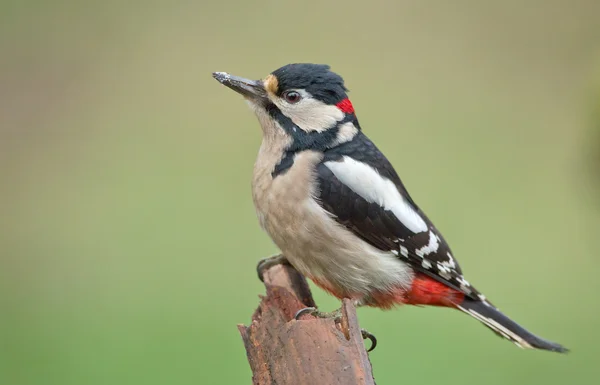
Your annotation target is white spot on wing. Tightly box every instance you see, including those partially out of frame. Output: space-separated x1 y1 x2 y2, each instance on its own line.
400 246 409 257
324 157 428 233
415 231 439 258
457 276 470 287
456 276 472 293
443 252 456 268
437 263 452 279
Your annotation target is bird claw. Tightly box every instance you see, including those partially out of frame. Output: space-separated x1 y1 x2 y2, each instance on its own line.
294 307 377 352
256 254 289 282
294 307 318 320
361 328 377 352
294 307 342 320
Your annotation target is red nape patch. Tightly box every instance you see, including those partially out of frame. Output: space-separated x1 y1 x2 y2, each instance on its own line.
336 98 354 114
405 273 464 307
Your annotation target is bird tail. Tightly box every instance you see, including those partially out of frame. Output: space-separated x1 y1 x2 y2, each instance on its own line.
456 298 568 353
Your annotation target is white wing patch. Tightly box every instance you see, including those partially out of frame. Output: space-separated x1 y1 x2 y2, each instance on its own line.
324 156 428 233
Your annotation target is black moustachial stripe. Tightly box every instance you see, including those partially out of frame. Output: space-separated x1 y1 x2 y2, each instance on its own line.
268 102 358 177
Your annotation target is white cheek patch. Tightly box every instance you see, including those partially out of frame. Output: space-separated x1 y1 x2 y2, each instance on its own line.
324 156 428 234
274 90 344 133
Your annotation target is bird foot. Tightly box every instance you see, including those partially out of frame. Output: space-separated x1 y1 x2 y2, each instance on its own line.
294 306 377 352
256 254 290 282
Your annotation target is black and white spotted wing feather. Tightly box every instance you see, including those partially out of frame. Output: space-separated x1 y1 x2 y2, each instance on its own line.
317 132 482 300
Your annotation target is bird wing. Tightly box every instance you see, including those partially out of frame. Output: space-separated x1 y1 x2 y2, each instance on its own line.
317 133 482 300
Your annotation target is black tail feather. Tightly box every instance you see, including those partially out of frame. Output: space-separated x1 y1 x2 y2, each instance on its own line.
457 299 568 353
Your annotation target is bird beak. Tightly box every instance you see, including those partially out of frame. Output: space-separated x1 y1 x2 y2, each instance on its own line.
213 72 267 102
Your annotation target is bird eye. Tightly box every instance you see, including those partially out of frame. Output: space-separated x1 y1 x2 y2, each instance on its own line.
282 91 301 104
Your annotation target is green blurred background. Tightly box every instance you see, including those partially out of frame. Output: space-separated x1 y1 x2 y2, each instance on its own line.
1 1 600 384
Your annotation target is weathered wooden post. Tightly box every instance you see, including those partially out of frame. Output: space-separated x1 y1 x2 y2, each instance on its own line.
238 264 376 385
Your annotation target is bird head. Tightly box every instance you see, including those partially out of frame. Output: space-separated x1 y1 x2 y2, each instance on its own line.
213 64 359 151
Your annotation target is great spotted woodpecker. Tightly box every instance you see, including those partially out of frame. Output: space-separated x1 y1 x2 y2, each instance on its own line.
213 64 567 353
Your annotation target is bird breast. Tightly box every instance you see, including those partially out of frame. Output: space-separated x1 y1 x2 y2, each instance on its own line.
251 145 414 299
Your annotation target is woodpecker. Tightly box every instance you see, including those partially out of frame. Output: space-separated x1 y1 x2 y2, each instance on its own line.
213 64 567 353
